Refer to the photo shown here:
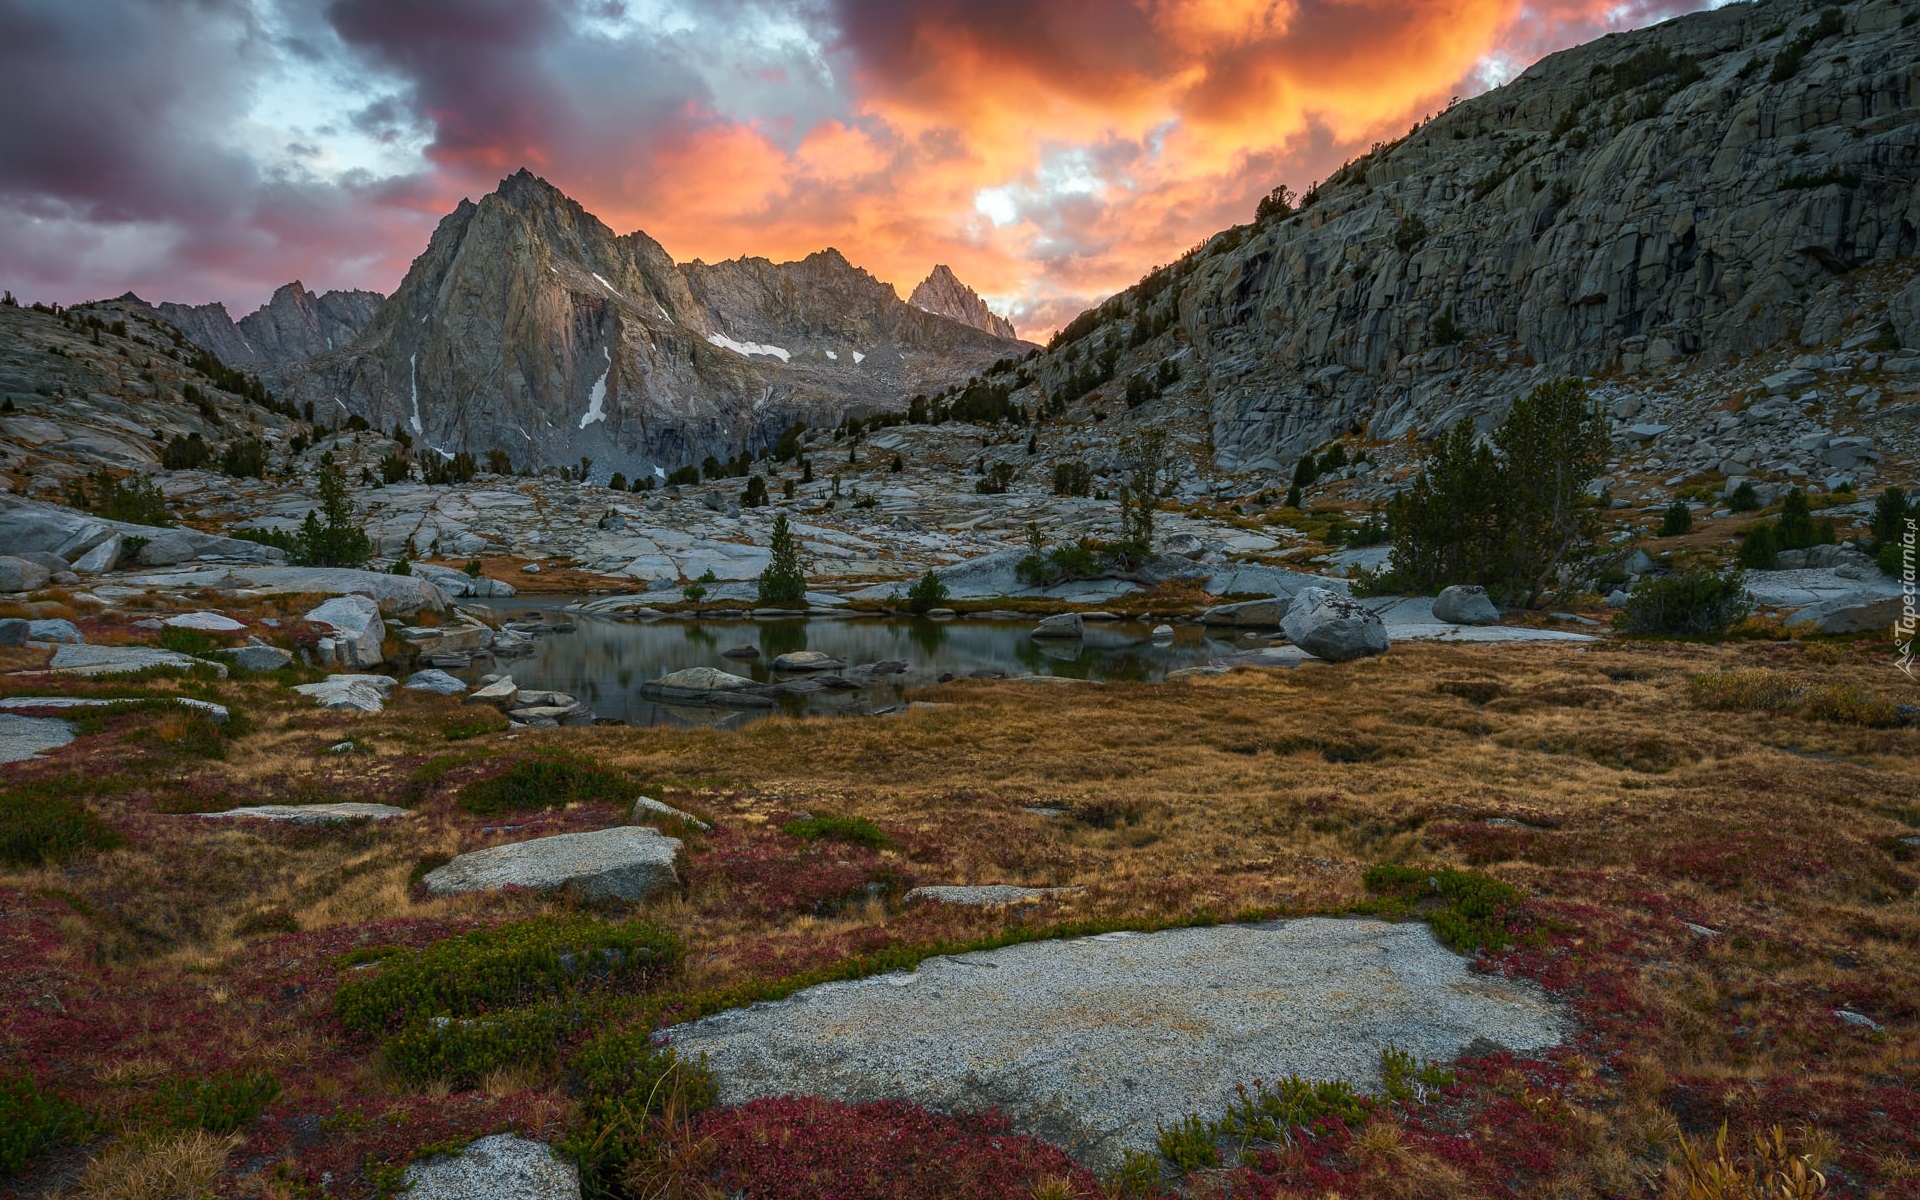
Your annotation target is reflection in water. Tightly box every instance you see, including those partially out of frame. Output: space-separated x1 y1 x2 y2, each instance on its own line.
461 597 1243 729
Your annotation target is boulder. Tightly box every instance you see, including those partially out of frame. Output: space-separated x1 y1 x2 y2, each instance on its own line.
641 667 775 708
306 595 386 668
1201 598 1288 628
771 650 846 672
200 803 409 824
135 530 201 566
165 611 247 632
467 677 520 707
1162 531 1208 558
293 674 397 712
422 826 682 902
224 643 294 672
15 551 70 573
405 669 469 695
27 619 85 644
0 618 28 646
1784 595 1904 635
70 536 121 574
1281 587 1390 662
1432 585 1500 625
410 560 518 598
634 795 711 831
404 1134 581 1200
721 644 760 659
48 644 226 677
0 556 51 593
1030 612 1085 640
1151 624 1175 639
661 918 1561 1172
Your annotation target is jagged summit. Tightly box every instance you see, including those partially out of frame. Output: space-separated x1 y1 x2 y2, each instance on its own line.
911 265 1018 342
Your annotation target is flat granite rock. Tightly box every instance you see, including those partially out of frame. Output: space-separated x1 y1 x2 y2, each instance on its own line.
47 644 228 677
0 695 230 723
404 1134 580 1200
0 713 74 763
199 803 410 824
293 674 398 712
423 826 682 901
660 917 1564 1172
904 885 1084 906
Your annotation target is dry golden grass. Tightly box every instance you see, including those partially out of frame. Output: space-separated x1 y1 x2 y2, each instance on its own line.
65 1131 240 1200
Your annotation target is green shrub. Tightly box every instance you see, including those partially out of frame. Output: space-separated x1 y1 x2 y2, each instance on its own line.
1775 488 1816 550
905 570 949 614
1380 1045 1454 1104
155 625 231 657
560 1029 716 1196
1737 524 1778 570
459 756 634 815
1659 501 1692 537
161 432 210 471
1727 481 1760 511
1882 542 1909 578
443 713 509 741
1615 569 1752 636
1393 213 1429 253
784 814 888 849
334 916 681 1035
1688 669 1800 712
1361 863 1526 953
1155 1113 1218 1169
0 1072 87 1177
146 1070 279 1134
1800 684 1902 728
383 1004 576 1088
1214 1074 1367 1142
219 437 267 479
0 790 121 867
68 467 172 527
1770 7 1844 82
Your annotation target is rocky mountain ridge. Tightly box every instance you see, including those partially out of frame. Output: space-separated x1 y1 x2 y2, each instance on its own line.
909 265 1020 341
993 0 1920 477
139 282 385 372
218 172 1030 480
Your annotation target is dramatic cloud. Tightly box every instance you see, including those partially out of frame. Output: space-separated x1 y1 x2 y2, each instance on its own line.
0 0 1714 335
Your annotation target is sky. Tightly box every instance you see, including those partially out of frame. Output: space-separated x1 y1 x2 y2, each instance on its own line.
0 0 1716 338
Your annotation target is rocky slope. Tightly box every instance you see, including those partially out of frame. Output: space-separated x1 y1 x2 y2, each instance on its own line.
909 265 1020 341
995 0 1920 475
262 172 1028 480
136 282 385 371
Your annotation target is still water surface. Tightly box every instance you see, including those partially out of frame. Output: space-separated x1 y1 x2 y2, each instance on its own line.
460 595 1247 728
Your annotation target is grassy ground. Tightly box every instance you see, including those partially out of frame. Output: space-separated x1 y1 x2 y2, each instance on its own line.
1 619 1915 1198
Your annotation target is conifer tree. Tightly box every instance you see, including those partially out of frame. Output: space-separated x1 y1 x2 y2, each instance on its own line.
757 512 806 605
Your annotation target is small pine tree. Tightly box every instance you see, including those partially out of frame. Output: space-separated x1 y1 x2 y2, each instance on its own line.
609 472 627 492
742 475 769 508
1737 523 1778 570
1659 501 1693 537
1727 481 1760 511
905 570 949 613
1775 487 1815 550
296 460 373 567
757 513 807 605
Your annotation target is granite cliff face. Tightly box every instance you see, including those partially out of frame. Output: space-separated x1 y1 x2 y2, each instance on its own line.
138 283 385 371
265 173 1028 478
909 265 1020 341
1007 0 1920 472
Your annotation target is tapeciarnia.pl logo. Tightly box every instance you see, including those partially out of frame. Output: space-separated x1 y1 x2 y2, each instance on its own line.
1898 516 1916 681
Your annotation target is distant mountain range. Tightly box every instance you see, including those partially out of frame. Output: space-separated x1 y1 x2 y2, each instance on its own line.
129 172 1029 476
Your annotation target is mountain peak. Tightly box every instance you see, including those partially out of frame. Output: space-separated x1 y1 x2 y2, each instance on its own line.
910 265 1018 342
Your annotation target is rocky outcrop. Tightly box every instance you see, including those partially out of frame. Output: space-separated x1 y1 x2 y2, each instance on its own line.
142 282 385 370
1002 0 1920 472
909 265 1020 342
269 171 1029 479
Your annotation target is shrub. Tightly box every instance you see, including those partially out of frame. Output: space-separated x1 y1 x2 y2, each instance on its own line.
1051 461 1093 497
975 463 1016 494
1156 1113 1218 1169
1775 488 1817 550
1214 1073 1367 1142
69 468 172 527
1379 1045 1454 1104
756 513 807 606
784 814 889 849
0 1073 87 1177
161 432 210 470
382 1004 575 1088
145 1071 279 1135
1254 184 1296 222
459 756 634 815
1689 669 1800 712
1771 7 1844 82
1361 863 1527 952
443 712 508 740
1616 569 1752 636
560 1029 716 1195
421 450 478 486
741 475 769 508
1393 213 1429 253
905 570 949 614
1660 501 1693 537
1882 542 1909 578
334 916 681 1035
0 789 121 867
1800 684 1901 728
219 438 267 478
1727 481 1760 511
1737 524 1778 570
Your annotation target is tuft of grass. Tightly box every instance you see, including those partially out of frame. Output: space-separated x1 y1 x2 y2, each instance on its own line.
1 1072 89 1177
1670 1123 1830 1200
443 712 509 740
1799 683 1901 728
458 756 635 815
69 1130 239 1200
1359 863 1527 952
784 813 889 849
1689 669 1801 712
0 788 121 867
560 1028 717 1195
334 916 681 1035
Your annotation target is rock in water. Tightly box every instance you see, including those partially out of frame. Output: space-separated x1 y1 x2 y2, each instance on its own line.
305 594 386 668
403 1134 581 1200
1433 585 1500 626
1030 612 1084 640
423 827 682 901
659 918 1562 1172
770 650 845 671
1281 587 1389 662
